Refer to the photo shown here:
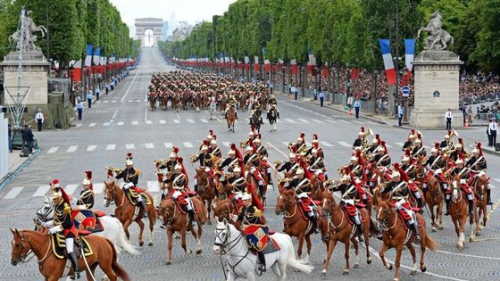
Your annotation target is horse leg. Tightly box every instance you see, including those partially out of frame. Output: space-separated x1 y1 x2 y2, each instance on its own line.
122 219 132 240
438 201 444 230
393 246 404 281
379 242 393 270
430 203 437 232
166 229 173 264
296 234 304 260
206 199 212 225
304 234 312 263
136 219 145 247
148 214 155 246
363 219 372 264
181 228 192 254
343 238 351 274
419 232 428 272
482 204 488 228
407 242 418 275
321 239 338 276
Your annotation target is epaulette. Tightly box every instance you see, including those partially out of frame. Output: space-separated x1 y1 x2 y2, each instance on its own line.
253 207 262 217
63 203 72 214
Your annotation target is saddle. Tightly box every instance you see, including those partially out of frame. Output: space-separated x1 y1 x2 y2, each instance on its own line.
397 208 422 231
126 188 152 206
244 224 277 253
343 205 366 225
71 210 105 233
51 234 93 260
174 198 200 215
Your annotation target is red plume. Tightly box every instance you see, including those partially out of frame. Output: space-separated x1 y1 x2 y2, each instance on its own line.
458 138 463 145
85 171 92 180
343 166 351 175
410 129 415 135
177 157 184 164
417 133 422 140
375 134 380 141
434 142 440 149
360 127 365 132
249 139 255 149
209 129 213 135
126 152 133 160
405 150 411 156
203 140 209 146
381 140 388 154
356 150 365 166
258 133 262 140
448 129 452 136
173 146 179 154
59 187 71 205
300 132 305 138
477 142 483 156
313 133 318 140
231 144 243 160
299 160 313 180
394 163 409 182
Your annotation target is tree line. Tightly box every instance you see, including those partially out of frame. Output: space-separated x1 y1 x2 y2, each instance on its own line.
161 0 500 74
0 0 140 76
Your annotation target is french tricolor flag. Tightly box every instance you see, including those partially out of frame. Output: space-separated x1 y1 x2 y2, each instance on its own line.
378 39 396 85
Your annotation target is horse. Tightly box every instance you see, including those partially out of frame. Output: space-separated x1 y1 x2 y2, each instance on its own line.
375 200 439 281
267 106 279 132
213 219 314 281
157 196 207 264
10 229 131 281
103 181 156 247
473 175 490 234
208 98 217 120
195 167 216 224
245 164 268 206
159 92 169 110
320 191 373 276
148 92 158 111
275 189 319 262
448 175 475 249
172 93 181 112
226 106 237 133
33 196 140 256
425 175 444 232
249 111 262 133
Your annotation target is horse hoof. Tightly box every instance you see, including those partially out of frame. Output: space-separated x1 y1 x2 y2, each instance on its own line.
139 241 144 247
410 270 417 275
438 226 444 230
431 228 437 233
343 270 349 275
469 237 475 242
165 261 171 265
148 242 153 246
421 266 427 272
196 249 202 255
388 264 393 270
353 264 359 268
367 258 372 264
320 271 326 276
188 249 192 254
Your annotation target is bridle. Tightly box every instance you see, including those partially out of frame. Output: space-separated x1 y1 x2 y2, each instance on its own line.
214 224 250 271
12 231 51 265
376 205 396 232
104 183 124 208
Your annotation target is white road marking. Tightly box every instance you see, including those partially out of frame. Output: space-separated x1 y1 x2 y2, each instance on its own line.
352 120 364 124
146 120 152 125
320 141 333 147
47 147 59 154
120 71 138 102
65 184 78 195
147 181 160 193
285 118 296 124
126 143 135 149
106 144 116 150
117 122 124 126
395 142 404 146
183 142 194 148
282 141 290 147
385 143 393 148
67 146 78 153
160 120 166 124
366 121 379 125
89 123 96 127
326 119 338 124
173 119 180 124
4 187 24 199
266 141 288 158
338 141 351 148
222 142 231 147
93 183 105 194
132 121 139 125
112 100 117 103
187 119 195 123
164 142 173 148
297 118 309 123
311 119 323 124
436 250 500 261
76 123 83 128
200 119 209 123
86 145 97 152
145 143 155 149
103 122 110 126
33 185 50 197
339 120 351 124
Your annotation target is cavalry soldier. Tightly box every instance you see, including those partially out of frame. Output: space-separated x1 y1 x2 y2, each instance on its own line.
369 166 391 192
276 153 301 175
243 146 267 194
116 157 148 218
253 137 273 186
379 170 421 242
199 130 215 150
291 132 306 153
167 163 196 229
73 171 94 211
341 166 368 206
309 133 325 158
402 129 416 152
347 151 364 180
411 136 427 160
447 158 475 215
401 151 417 181
352 128 364 150
219 148 242 174
308 148 327 181
449 138 468 162
440 129 456 152
157 147 179 172
395 163 424 209
424 143 448 193
374 141 391 168
230 192 268 272
284 168 319 233
366 133 381 156
268 94 277 107
192 143 213 192
42 179 81 279
330 173 365 242
224 101 238 120
224 166 247 208
209 139 222 158
466 143 491 205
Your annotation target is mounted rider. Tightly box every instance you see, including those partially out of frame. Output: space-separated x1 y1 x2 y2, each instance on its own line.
374 141 391 168
447 158 475 215
347 151 365 180
402 129 417 153
284 168 319 234
243 145 267 196
379 168 421 242
116 155 148 218
209 138 222 158
411 134 427 161
252 137 273 186
401 150 417 181
218 144 244 174
276 153 301 175
73 171 94 211
42 179 81 279
449 138 468 162
191 142 213 192
165 163 196 229
309 133 325 158
290 133 307 154
424 143 448 194
440 130 456 153
352 127 369 150
308 147 327 181
466 143 491 205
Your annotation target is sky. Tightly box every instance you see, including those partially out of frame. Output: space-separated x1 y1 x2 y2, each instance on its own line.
110 0 237 27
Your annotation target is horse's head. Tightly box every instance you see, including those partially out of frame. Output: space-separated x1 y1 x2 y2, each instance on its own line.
321 191 336 217
375 201 394 231
10 229 32 266
275 189 294 215
103 181 119 207
213 219 232 255
33 197 54 230
157 199 175 227
212 198 233 222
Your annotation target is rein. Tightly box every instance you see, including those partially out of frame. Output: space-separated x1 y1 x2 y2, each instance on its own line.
17 231 52 266
214 226 252 274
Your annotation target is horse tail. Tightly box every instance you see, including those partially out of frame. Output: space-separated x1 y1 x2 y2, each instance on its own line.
425 235 439 251
283 235 314 274
107 238 132 281
115 218 141 255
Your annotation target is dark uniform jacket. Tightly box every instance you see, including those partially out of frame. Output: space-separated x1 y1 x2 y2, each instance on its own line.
352 138 362 149
401 163 417 180
219 157 240 172
231 177 247 193
159 160 177 172
209 147 222 158
243 153 260 166
255 145 268 157
335 183 359 201
54 200 77 237
425 155 444 170
277 161 300 173
116 167 139 185
466 156 487 171
402 140 414 152
77 189 95 209
381 180 409 198
450 166 470 178
194 152 212 167
308 156 325 171
164 172 187 188
411 145 427 158
449 150 467 162
288 177 312 195
237 204 264 225
375 154 391 167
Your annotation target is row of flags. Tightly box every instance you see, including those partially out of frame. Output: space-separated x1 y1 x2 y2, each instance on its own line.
379 39 415 86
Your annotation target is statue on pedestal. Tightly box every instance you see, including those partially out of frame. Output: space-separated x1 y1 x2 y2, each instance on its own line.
417 11 454 51
8 10 47 52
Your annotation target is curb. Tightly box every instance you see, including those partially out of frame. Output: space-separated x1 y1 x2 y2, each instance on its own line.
0 149 40 192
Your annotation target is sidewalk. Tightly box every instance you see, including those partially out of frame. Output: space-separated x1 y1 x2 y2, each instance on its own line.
0 149 40 191
276 91 500 156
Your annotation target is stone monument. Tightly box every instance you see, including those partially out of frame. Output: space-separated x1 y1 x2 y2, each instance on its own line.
410 12 463 129
1 9 50 111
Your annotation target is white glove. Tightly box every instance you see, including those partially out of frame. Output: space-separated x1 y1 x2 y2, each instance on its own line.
41 222 49 228
48 226 61 235
229 214 238 222
250 167 256 173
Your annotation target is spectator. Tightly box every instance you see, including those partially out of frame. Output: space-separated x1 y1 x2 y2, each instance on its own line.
353 98 361 119
488 118 497 147
86 87 93 108
461 106 467 126
35 108 44 131
95 86 101 100
445 109 453 130
22 124 34 153
468 106 473 125
76 99 84 121
105 81 109 95
397 103 403 127
319 90 325 107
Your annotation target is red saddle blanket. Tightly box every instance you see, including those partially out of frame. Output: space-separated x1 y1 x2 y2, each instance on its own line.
174 199 200 215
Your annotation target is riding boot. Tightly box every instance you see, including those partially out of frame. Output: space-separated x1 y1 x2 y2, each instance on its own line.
418 197 424 210
311 216 319 234
224 112 227 119
194 184 198 193
356 223 364 242
257 251 266 272
444 199 450 216
187 209 195 230
363 198 368 206
410 223 421 243
487 189 493 205
139 201 148 218
267 173 273 185
68 252 80 280
468 199 474 216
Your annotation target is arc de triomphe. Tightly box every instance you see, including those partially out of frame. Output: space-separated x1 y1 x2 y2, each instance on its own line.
135 18 163 47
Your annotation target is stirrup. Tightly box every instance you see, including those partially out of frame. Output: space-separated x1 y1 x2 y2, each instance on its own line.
414 235 421 243
70 272 81 280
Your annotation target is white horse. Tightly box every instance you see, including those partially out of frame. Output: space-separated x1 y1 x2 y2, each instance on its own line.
34 196 140 256
213 220 314 281
209 99 217 120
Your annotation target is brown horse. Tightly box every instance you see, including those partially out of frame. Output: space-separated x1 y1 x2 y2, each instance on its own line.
159 92 169 110
148 92 157 111
425 175 444 232
103 181 156 247
245 165 268 206
473 175 490 234
172 93 181 112
193 92 202 112
375 201 439 281
226 106 236 132
10 229 130 281
157 197 207 264
195 167 216 224
275 189 321 263
211 197 237 222
320 191 373 277
448 175 475 249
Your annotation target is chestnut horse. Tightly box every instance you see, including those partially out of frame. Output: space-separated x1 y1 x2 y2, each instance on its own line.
473 175 490 234
320 191 373 277
425 175 444 232
375 201 439 281
226 106 236 132
195 167 216 224
211 197 237 222
103 181 156 247
157 197 207 264
448 175 475 249
275 189 321 263
10 229 130 281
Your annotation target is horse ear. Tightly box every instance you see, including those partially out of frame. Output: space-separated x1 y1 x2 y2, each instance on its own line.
222 218 227 225
15 229 20 236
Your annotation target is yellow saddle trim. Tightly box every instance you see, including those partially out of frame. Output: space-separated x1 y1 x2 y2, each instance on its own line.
51 235 94 259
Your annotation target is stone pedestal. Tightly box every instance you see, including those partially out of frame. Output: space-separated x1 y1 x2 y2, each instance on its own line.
410 51 463 129
1 50 50 106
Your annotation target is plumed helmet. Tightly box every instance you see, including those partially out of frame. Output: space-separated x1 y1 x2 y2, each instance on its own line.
341 174 350 181
350 156 358 162
311 148 318 154
415 139 422 144
210 139 217 145
402 155 410 162
201 145 208 151
391 172 401 179
289 152 295 158
296 168 304 175
233 166 241 173
228 149 235 155
242 193 252 201
126 159 133 166
82 178 91 185
253 138 261 143
455 158 464 165
170 152 177 158
246 146 253 152
174 163 182 171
